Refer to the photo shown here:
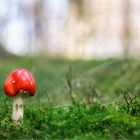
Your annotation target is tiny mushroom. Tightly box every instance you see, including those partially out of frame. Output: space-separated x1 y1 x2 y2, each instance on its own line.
4 68 36 122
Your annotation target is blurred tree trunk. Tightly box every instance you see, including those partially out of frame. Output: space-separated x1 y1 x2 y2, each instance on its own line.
63 0 94 58
27 0 47 54
122 0 131 57
70 0 86 19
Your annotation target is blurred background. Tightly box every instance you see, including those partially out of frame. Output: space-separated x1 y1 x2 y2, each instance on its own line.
0 0 140 59
1 0 140 104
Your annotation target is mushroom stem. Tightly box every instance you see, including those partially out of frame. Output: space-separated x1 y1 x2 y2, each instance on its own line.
12 94 23 122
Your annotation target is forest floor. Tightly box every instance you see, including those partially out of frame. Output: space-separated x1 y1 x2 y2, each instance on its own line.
0 56 140 139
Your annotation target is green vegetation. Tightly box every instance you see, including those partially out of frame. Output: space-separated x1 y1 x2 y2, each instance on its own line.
0 56 140 139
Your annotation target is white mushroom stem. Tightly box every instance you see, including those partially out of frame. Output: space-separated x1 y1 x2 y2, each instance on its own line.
12 94 23 122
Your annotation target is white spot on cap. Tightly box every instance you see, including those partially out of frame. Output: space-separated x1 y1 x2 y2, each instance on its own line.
22 77 26 81
30 81 33 85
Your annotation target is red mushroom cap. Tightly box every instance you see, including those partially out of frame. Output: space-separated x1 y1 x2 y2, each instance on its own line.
4 68 36 97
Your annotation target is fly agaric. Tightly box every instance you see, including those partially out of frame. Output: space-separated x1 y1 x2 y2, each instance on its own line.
4 68 36 122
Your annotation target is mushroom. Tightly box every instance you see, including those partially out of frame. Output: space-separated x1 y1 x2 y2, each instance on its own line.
4 68 36 122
